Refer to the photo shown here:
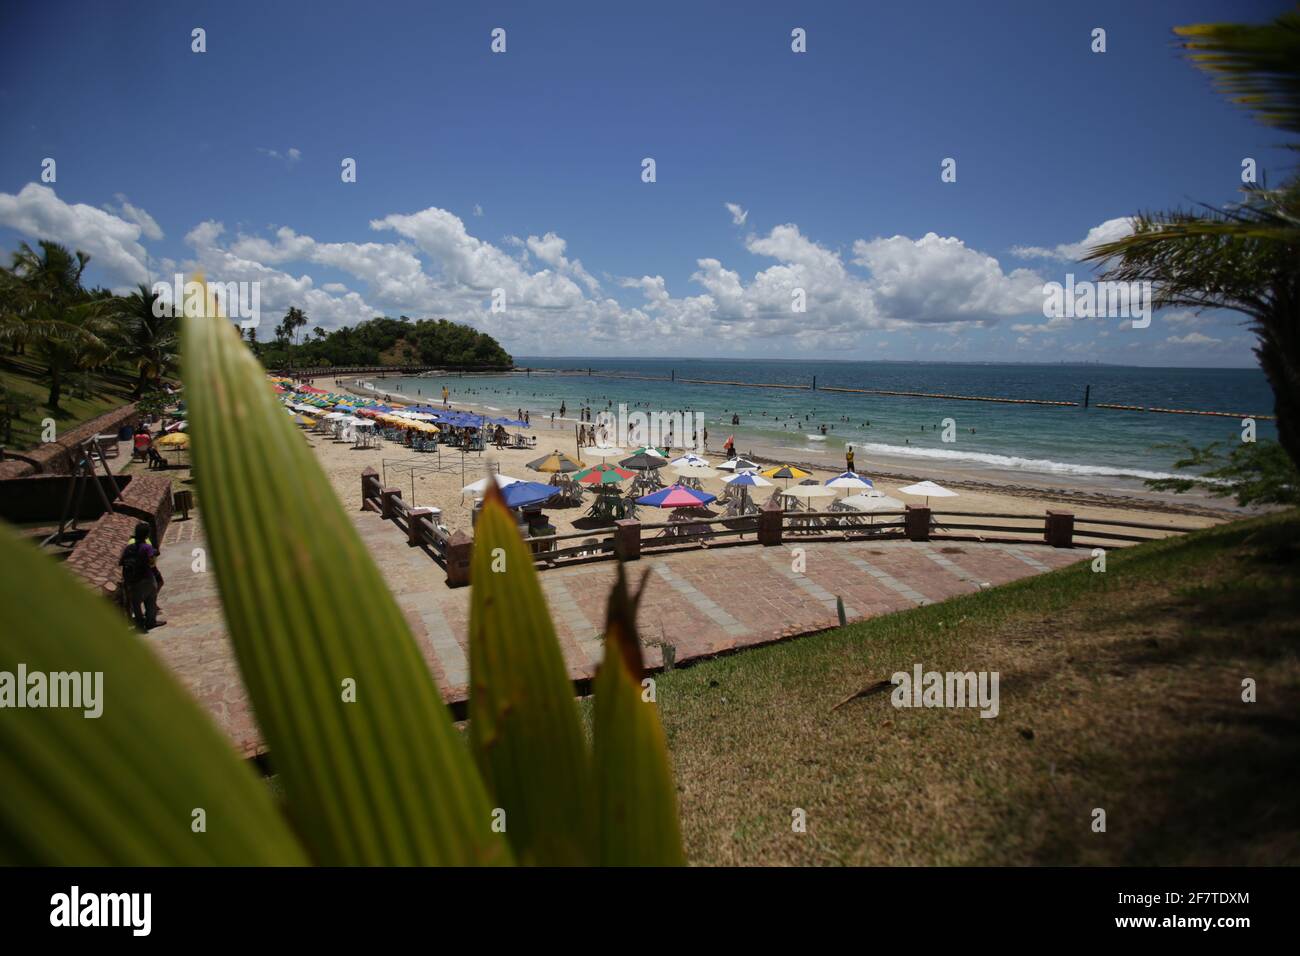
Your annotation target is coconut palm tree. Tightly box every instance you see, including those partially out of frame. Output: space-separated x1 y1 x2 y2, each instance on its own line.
1084 9 1300 468
0 241 116 409
111 284 179 397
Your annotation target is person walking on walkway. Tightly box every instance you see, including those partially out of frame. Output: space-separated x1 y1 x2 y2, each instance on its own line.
120 522 165 631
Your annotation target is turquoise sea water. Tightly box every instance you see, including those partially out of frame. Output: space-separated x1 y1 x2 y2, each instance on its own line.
360 358 1277 483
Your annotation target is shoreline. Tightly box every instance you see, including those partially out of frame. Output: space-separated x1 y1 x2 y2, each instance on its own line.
323 375 1246 521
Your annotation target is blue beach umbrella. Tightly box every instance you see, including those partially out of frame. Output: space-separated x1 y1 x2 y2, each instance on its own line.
636 484 717 508
500 481 563 510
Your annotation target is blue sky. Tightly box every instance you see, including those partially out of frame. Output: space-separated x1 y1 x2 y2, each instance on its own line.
0 0 1292 365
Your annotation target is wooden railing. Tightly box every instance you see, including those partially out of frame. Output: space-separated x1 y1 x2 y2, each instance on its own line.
360 468 1205 587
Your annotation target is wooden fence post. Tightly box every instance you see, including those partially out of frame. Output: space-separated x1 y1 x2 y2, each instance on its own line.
1045 510 1075 548
361 467 379 511
614 519 641 561
445 530 473 587
905 505 931 542
380 487 402 519
758 498 784 546
408 507 433 546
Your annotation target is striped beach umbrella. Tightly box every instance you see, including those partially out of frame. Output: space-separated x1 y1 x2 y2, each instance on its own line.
636 484 717 508
527 450 586 473
575 463 635 485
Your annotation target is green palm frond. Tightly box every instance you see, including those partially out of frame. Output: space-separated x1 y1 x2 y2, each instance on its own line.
1176 9 1300 135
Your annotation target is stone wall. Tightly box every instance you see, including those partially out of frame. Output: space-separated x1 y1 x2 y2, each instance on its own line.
61 473 175 598
0 401 139 480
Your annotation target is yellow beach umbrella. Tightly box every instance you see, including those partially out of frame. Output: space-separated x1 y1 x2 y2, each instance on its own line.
760 464 811 481
527 450 586 473
156 432 190 448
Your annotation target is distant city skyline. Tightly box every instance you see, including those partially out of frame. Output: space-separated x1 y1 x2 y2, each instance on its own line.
0 0 1291 367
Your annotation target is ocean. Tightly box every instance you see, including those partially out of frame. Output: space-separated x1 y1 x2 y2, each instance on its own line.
360 358 1277 487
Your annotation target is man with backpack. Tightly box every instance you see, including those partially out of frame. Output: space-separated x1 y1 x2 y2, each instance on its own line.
120 522 165 631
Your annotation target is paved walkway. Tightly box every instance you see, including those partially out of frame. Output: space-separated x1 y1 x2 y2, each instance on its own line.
147 511 1083 758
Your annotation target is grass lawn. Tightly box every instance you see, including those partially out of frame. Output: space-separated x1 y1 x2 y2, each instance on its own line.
637 510 1300 865
0 355 137 450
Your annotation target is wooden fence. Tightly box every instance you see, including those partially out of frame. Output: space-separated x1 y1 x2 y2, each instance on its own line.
362 468 1203 588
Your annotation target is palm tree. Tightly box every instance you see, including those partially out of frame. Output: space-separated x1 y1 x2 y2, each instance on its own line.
1084 9 1300 468
0 241 116 409
110 284 179 397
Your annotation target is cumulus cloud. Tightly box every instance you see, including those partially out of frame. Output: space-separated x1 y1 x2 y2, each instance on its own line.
725 202 747 226
0 183 153 285
1166 331 1221 346
1011 217 1134 261
1 183 1086 354
105 194 163 241
257 146 302 168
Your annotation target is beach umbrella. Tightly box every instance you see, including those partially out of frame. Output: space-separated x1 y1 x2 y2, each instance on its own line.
761 464 812 482
826 470 874 493
716 457 758 472
631 445 668 459
620 452 666 471
500 481 563 510
721 471 772 487
527 450 586 473
292 414 316 426
156 432 189 448
462 474 523 496
575 463 635 485
672 463 719 481
898 480 958 506
839 493 904 512
782 484 836 502
636 484 717 508
669 452 710 467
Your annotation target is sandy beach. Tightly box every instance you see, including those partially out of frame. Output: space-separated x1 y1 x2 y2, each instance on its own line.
303 375 1242 538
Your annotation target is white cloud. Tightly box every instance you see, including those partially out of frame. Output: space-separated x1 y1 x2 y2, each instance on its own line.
0 183 153 285
725 202 748 226
105 194 163 241
257 147 302 168
1165 331 1221 346
1011 217 1134 261
853 232 1044 322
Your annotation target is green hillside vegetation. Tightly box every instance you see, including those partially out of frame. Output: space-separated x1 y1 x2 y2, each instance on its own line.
252 316 512 370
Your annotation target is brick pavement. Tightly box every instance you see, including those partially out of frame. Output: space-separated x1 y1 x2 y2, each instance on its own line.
145 510 1084 758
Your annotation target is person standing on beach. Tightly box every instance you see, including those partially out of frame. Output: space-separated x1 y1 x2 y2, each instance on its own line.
846 445 855 473
442 385 449 406
560 401 567 418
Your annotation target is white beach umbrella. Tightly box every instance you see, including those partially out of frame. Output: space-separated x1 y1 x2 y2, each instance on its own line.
323 411 346 420
672 464 719 480
782 484 836 501
716 457 758 472
897 480 958 506
669 453 710 467
462 474 524 496
838 493 904 512
589 445 627 461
